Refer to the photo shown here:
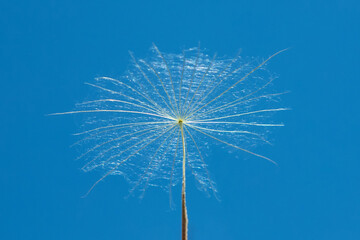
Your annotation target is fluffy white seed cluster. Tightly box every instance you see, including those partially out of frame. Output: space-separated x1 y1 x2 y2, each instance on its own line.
51 44 287 199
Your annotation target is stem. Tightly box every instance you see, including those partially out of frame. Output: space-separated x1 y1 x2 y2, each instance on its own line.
180 122 188 240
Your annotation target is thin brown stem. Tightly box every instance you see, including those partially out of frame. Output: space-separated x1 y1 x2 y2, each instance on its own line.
180 121 188 240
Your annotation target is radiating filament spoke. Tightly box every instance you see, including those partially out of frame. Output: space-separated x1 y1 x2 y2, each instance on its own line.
128 127 176 196
153 44 180 116
184 126 217 197
49 109 176 121
82 125 170 171
83 125 176 196
85 82 163 116
192 108 289 122
183 53 217 116
192 92 288 120
169 129 180 208
140 59 178 117
187 51 242 116
181 44 200 116
95 76 169 116
130 52 177 117
186 124 277 165
188 49 287 119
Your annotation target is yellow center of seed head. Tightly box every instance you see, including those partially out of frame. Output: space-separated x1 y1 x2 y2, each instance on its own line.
177 118 184 125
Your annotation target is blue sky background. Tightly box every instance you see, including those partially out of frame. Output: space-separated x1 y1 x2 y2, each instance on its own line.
1 0 359 239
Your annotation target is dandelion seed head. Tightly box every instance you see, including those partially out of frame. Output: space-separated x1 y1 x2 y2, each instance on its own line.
55 45 287 198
